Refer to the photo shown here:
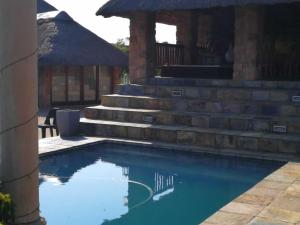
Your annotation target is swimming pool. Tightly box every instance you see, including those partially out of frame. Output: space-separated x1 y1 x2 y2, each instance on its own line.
39 143 283 225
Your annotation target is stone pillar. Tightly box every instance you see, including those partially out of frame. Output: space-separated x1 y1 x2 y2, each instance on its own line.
0 0 44 224
197 13 214 48
38 66 52 107
176 11 197 64
129 12 156 84
99 65 112 97
233 6 264 80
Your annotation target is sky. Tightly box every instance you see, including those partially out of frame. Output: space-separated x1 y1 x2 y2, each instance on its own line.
46 0 176 44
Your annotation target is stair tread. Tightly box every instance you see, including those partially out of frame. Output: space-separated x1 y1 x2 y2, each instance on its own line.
102 94 297 105
86 105 300 120
143 84 300 91
80 118 300 141
147 77 300 89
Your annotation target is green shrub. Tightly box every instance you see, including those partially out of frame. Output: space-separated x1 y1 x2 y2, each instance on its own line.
0 193 15 225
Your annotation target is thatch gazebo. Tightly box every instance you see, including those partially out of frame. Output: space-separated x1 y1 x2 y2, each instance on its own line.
37 11 128 107
37 0 57 13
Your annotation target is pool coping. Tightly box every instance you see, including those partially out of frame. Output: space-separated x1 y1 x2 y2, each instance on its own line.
39 136 300 225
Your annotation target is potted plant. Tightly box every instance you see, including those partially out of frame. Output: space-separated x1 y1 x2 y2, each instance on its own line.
0 193 15 225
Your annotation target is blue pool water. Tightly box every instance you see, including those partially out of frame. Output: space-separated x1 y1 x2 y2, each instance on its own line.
39 143 283 225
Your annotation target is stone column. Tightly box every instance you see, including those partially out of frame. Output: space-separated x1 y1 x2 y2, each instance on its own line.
99 65 112 97
0 0 44 224
233 6 264 80
129 12 156 84
176 11 197 65
197 13 213 48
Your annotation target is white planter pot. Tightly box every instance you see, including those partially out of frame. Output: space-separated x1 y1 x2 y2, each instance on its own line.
56 109 80 137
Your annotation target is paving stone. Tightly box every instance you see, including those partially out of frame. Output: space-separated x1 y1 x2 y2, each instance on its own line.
221 201 264 216
261 105 279 116
269 92 289 102
253 120 270 132
204 211 253 225
271 194 300 213
148 99 160 109
112 110 126 121
143 128 157 141
189 100 206 112
192 116 210 128
156 113 174 125
249 216 294 225
280 106 297 116
177 131 196 144
129 98 145 108
255 180 290 191
286 182 300 197
174 100 188 111
198 88 212 98
246 187 283 198
223 103 241 114
258 139 278 152
159 130 177 143
278 140 300 154
185 87 199 98
215 134 236 148
237 137 258 150
159 99 173 110
127 127 143 139
95 125 112 136
258 206 300 224
195 133 215 146
235 193 274 206
252 91 269 101
230 118 251 130
112 126 128 138
265 171 297 184
206 102 223 113
174 114 192 126
210 117 230 129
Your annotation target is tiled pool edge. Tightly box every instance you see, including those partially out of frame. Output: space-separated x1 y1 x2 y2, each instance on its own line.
201 162 300 225
39 136 300 225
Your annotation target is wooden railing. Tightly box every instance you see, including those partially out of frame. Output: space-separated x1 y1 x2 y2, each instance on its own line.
155 43 184 67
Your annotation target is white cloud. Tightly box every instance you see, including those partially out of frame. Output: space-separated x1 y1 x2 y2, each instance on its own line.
46 0 176 44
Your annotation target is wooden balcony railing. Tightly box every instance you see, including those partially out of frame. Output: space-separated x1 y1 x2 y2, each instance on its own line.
155 43 184 67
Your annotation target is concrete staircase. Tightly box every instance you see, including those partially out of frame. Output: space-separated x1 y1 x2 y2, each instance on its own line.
80 78 300 160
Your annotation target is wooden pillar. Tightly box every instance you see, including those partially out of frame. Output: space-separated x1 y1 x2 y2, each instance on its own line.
233 6 264 80
176 11 198 65
0 0 44 224
129 12 156 84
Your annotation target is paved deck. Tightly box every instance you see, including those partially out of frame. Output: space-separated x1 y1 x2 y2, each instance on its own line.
39 136 300 225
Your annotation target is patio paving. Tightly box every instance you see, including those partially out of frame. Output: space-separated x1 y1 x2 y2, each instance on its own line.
38 136 300 225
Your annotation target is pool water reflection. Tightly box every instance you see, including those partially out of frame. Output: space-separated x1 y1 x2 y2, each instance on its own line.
39 143 283 225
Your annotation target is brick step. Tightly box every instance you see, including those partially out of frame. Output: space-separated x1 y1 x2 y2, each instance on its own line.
84 105 300 134
147 77 300 89
101 95 300 117
80 118 300 155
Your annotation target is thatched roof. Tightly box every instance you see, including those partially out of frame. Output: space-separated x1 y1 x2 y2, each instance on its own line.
37 11 128 66
97 0 300 17
37 0 57 13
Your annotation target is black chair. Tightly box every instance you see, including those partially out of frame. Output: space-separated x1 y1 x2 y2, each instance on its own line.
38 107 60 138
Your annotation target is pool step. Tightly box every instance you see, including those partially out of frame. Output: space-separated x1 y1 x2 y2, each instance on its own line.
101 95 300 117
84 106 300 134
80 118 300 156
